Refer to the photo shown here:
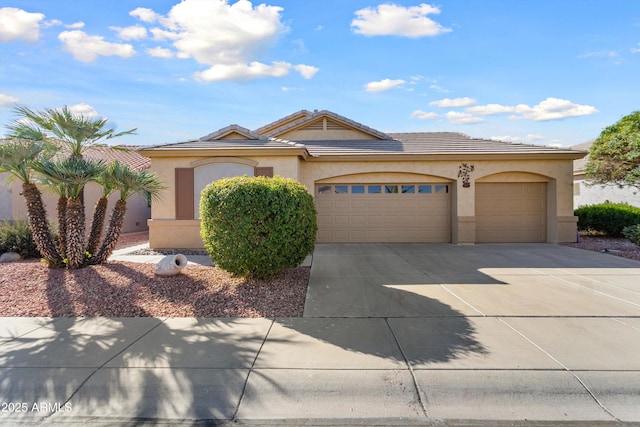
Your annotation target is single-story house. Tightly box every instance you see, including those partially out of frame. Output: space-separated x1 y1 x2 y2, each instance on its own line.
139 109 586 249
1 145 152 234
572 141 640 208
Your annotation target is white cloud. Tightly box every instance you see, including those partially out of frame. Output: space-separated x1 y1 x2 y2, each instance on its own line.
352 3 451 37
194 61 291 82
66 21 85 29
632 43 640 53
67 103 100 118
0 7 44 42
129 0 316 82
0 93 19 108
510 98 598 121
430 97 476 108
410 110 439 120
130 7 161 23
111 25 147 41
445 111 484 124
577 50 619 59
468 98 598 121
429 84 450 93
490 134 544 143
150 28 178 41
293 64 319 79
365 78 406 92
147 46 174 59
467 103 517 115
58 30 136 62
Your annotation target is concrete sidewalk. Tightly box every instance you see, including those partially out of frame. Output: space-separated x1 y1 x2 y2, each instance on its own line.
0 243 639 425
1 316 639 425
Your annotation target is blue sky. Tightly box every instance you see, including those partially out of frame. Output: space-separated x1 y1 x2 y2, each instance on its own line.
1 0 638 147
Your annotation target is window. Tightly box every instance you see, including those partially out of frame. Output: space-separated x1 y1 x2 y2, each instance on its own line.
418 185 432 194
368 185 382 194
402 185 415 194
335 185 348 194
318 185 332 194
435 184 449 193
352 185 365 194
385 185 398 194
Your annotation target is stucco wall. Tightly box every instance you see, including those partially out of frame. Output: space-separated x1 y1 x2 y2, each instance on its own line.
574 179 640 208
149 155 300 220
147 154 578 248
0 172 12 220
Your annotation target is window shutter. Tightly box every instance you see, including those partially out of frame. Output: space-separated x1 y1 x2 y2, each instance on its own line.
175 168 194 220
254 166 274 177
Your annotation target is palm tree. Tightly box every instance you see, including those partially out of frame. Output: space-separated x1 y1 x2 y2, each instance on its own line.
92 162 165 264
34 157 106 268
86 166 118 255
0 138 61 266
7 105 136 159
5 105 137 268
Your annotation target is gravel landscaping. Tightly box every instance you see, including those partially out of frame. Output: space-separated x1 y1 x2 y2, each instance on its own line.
0 261 309 317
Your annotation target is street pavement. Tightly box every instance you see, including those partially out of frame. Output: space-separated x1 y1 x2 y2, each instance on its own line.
0 243 639 426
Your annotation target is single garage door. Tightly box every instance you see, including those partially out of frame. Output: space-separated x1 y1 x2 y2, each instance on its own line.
315 183 451 243
476 182 546 243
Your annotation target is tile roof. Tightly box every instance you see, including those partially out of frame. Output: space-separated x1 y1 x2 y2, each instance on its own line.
300 132 587 156
83 145 151 171
141 138 305 151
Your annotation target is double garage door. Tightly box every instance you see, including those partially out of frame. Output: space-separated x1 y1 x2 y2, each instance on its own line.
316 181 547 243
316 183 451 243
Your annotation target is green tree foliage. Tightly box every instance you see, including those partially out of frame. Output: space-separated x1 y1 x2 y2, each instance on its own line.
200 176 317 278
586 111 640 189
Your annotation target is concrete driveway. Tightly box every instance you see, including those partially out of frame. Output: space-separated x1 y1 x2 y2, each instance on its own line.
300 243 640 422
305 243 640 317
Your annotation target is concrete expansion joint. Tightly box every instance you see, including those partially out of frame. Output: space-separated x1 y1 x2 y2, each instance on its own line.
497 318 621 423
384 317 429 418
232 319 276 421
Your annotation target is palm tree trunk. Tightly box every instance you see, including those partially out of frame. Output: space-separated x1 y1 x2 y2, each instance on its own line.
86 197 108 255
57 196 67 257
65 198 85 269
93 199 127 264
21 183 61 266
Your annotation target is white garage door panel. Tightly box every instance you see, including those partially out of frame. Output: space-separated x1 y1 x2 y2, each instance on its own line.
316 183 451 243
476 183 546 243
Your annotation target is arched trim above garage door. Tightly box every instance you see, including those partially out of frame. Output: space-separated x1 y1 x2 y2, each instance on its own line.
476 171 551 183
317 171 452 184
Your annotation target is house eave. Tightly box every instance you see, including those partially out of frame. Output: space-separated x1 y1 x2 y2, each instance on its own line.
138 147 309 159
304 152 587 162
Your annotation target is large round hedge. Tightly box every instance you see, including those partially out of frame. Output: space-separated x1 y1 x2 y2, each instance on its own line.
199 175 317 277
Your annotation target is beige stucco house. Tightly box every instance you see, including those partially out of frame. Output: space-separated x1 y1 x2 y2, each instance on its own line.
140 109 586 249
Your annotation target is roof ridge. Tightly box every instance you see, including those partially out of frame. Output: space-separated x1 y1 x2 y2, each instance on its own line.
199 124 266 141
261 109 392 140
254 109 313 134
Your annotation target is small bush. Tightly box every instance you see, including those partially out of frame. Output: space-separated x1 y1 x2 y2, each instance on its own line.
622 224 640 245
575 203 640 237
0 220 40 258
200 175 317 278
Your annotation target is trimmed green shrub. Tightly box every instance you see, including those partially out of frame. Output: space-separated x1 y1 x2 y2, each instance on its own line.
622 224 640 245
200 175 317 278
575 203 640 237
0 220 40 258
